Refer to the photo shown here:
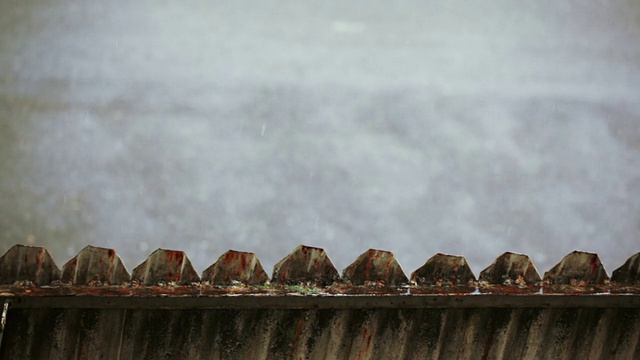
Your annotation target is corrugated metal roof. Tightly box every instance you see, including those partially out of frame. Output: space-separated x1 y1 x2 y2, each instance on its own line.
0 244 639 359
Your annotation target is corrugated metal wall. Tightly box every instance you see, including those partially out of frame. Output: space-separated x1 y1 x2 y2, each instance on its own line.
3 307 640 359
0 244 639 359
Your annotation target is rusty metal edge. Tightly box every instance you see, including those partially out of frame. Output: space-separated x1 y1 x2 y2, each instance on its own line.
3 294 640 309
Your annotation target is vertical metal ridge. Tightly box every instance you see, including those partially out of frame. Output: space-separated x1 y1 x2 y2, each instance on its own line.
479 252 540 285
131 248 200 285
611 252 640 284
202 250 268 285
342 249 408 286
0 245 61 285
271 245 339 285
544 251 609 285
411 253 476 286
116 309 127 360
61 245 130 285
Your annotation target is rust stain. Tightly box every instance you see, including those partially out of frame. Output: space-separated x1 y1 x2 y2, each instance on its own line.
287 317 307 358
239 253 247 270
224 252 235 262
590 254 598 277
34 251 42 267
166 251 184 263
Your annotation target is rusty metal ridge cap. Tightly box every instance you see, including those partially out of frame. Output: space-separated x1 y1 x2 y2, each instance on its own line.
3 293 640 309
2 245 640 290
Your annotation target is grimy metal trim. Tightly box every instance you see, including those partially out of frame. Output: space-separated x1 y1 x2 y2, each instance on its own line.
4 294 640 310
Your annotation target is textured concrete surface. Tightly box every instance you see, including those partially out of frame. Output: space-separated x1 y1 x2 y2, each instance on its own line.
1 0 639 277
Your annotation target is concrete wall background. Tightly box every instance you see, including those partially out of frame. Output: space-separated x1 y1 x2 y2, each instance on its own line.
1 0 639 275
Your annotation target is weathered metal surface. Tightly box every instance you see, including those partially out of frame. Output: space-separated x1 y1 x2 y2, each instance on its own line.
479 252 540 285
0 245 60 286
0 308 126 360
612 252 640 284
544 251 609 285
271 245 339 285
61 245 130 285
409 254 477 294
411 253 475 286
202 250 268 285
6 293 640 309
342 249 408 286
131 248 200 285
2 244 640 359
0 245 639 295
1 306 639 359
477 253 542 294
111 308 640 360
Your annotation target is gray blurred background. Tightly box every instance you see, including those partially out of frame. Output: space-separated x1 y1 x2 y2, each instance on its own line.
1 0 639 277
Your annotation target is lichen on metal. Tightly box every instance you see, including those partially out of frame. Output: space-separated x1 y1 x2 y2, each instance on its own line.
0 244 61 285
543 251 609 285
342 248 408 286
61 245 130 285
202 250 268 285
271 245 339 285
479 252 540 285
131 248 200 285
612 252 640 284
411 253 475 286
